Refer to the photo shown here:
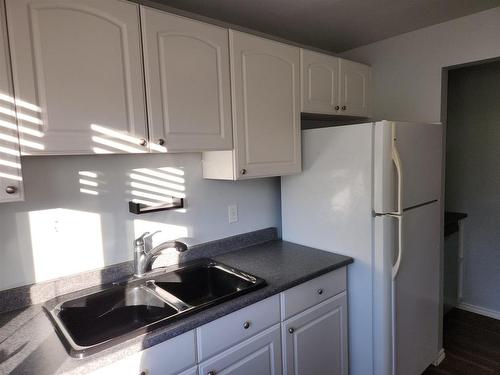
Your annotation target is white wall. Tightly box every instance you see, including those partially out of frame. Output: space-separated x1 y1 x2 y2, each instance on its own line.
0 153 281 290
340 7 500 123
446 61 500 314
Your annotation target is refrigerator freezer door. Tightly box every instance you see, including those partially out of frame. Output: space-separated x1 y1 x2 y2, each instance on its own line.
394 122 442 209
394 202 440 375
281 124 374 375
374 121 397 214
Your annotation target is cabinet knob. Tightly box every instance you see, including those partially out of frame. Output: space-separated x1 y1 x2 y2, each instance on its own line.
139 371 148 375
240 168 247 175
288 327 295 334
5 186 17 194
335 105 340 111
243 321 251 329
208 371 216 375
139 138 148 147
341 105 347 111
317 288 324 295
157 138 165 146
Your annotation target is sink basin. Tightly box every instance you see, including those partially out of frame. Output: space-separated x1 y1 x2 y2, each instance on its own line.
45 259 265 357
50 285 177 356
153 261 262 307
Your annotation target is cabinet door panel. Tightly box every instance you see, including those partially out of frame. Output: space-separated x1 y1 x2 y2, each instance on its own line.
6 0 148 155
339 59 371 117
283 293 348 375
230 30 301 179
301 49 339 115
0 0 23 202
141 7 232 152
199 325 282 375
89 330 196 375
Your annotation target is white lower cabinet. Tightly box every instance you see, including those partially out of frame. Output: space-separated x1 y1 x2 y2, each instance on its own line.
88 330 196 375
198 325 282 375
282 292 348 375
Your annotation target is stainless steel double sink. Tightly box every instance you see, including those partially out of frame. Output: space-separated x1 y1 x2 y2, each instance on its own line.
44 259 266 357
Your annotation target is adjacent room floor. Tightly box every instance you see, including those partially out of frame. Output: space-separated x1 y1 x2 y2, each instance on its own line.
423 309 500 375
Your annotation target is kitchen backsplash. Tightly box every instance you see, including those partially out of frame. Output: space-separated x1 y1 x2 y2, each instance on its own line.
0 152 281 291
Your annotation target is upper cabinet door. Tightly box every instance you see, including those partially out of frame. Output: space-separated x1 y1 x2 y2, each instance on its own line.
301 49 340 115
339 59 372 117
230 31 301 179
0 0 23 202
141 7 232 152
6 0 148 155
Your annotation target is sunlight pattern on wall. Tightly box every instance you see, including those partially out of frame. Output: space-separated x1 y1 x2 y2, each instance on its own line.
28 208 104 282
128 167 186 209
78 171 100 196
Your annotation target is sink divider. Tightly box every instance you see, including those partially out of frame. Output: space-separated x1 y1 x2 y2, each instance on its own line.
144 280 192 312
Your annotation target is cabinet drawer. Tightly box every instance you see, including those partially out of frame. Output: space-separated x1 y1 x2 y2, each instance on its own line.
281 267 346 320
89 330 196 375
196 294 280 361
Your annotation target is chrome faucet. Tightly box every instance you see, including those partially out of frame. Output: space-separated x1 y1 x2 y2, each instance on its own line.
133 231 188 277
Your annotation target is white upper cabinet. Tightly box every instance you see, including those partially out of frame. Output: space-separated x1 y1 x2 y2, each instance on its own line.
203 30 301 180
140 6 233 153
339 58 372 117
0 0 23 202
301 49 340 115
301 48 372 117
6 0 148 155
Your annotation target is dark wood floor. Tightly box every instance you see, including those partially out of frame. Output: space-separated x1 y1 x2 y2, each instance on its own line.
423 308 500 375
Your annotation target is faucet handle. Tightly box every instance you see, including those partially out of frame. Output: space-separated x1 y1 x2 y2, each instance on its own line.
134 232 150 246
143 230 161 253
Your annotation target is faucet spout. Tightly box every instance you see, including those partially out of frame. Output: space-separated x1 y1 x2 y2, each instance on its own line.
133 231 189 277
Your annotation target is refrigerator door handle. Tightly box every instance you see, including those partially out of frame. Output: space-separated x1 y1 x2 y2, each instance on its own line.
390 214 403 280
391 124 404 215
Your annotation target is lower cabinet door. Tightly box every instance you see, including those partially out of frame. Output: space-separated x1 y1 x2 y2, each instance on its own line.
198 324 282 375
282 292 348 375
88 330 196 375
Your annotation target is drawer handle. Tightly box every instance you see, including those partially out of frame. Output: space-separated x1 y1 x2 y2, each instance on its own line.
243 321 251 329
288 327 295 334
208 371 216 375
5 186 17 194
317 288 324 295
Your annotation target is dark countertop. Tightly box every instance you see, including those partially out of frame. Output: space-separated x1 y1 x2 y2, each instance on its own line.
445 211 468 237
0 240 352 375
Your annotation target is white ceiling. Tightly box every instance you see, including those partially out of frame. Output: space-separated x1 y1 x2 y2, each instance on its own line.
149 0 500 52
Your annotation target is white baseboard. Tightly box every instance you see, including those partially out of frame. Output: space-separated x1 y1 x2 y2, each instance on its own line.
432 348 445 366
457 302 500 320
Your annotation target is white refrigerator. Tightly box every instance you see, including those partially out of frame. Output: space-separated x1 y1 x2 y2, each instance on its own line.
281 121 442 375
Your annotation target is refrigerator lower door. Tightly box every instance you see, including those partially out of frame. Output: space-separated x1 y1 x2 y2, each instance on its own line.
373 215 396 375
394 202 440 375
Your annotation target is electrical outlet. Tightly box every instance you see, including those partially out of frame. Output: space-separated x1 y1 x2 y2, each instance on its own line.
228 204 238 223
